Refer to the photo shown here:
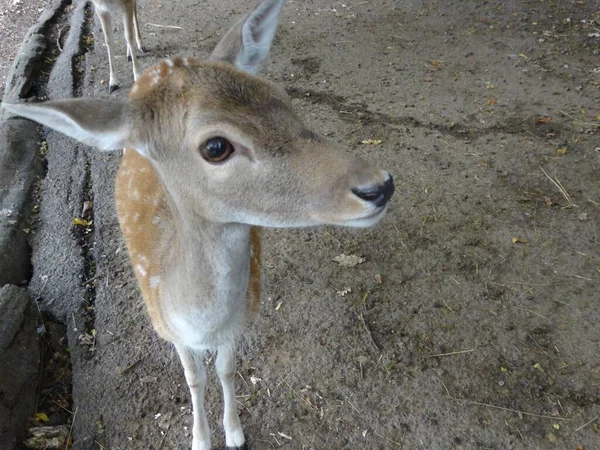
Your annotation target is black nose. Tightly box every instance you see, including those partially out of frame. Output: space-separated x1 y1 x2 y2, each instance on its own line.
352 176 395 207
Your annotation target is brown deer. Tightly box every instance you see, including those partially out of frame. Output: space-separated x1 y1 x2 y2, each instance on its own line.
92 0 147 93
2 0 394 448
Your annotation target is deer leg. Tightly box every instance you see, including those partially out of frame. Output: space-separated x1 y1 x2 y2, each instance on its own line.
96 9 118 93
122 5 140 80
216 345 246 450
132 0 147 53
176 345 211 450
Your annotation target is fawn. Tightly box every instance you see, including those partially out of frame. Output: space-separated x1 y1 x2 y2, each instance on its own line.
2 0 394 448
92 0 147 93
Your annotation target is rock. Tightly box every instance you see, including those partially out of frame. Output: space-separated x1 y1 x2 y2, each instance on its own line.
0 119 44 287
0 0 67 116
1 33 46 106
0 285 40 450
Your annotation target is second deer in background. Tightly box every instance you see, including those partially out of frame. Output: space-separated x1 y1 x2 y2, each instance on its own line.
91 0 147 93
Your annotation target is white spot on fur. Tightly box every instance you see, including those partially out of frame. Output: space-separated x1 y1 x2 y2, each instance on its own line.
133 212 140 223
165 59 174 67
152 216 161 224
132 189 141 200
149 276 160 289
150 72 162 85
135 264 147 277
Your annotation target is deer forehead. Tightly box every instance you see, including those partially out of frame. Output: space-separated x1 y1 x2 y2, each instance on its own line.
131 58 291 115
129 58 305 151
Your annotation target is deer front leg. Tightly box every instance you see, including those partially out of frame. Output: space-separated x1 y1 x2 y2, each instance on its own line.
95 9 119 93
176 344 211 450
216 345 246 450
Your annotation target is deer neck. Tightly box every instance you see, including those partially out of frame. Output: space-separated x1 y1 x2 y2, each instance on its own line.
161 184 252 299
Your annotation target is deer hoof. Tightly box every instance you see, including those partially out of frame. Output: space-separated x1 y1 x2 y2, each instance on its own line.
109 84 119 94
227 444 248 450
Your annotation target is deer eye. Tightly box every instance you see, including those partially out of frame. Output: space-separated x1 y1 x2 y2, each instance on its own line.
201 137 234 163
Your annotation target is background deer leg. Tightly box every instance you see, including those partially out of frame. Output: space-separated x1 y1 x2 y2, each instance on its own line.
96 9 118 93
132 0 147 53
123 5 140 80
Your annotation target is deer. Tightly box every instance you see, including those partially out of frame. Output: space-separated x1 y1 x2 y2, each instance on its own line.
91 0 147 93
2 0 394 448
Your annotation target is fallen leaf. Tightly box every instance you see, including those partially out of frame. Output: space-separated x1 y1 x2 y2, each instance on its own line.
73 217 92 226
81 201 93 217
423 76 433 82
275 301 282 311
536 116 552 124
544 196 553 207
361 139 383 145
55 398 69 409
34 412 49 422
333 254 366 267
512 237 528 244
250 376 262 385
25 425 70 449
140 376 158 383
553 423 560 430
432 60 441 66
578 212 588 221
487 97 497 105
374 274 382 284
78 333 94 346
533 362 544 373
556 147 567 155
336 287 352 297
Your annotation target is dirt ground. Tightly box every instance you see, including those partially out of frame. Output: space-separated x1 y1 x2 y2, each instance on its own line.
6 0 600 449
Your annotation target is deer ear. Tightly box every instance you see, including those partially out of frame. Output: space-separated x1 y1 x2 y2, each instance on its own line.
1 99 144 153
210 0 285 75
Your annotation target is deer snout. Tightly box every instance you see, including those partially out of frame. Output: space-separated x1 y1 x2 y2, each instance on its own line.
352 174 395 207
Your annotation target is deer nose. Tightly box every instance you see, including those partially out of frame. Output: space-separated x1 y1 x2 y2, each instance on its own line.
352 175 395 207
